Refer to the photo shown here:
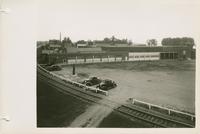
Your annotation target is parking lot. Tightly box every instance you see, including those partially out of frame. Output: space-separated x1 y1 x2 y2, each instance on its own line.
54 60 195 113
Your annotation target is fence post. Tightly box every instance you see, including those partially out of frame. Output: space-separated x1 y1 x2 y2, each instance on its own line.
72 64 75 75
132 99 135 104
148 104 151 110
168 110 171 115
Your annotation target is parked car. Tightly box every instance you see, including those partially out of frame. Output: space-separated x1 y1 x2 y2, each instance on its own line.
96 79 117 90
46 65 62 71
82 77 102 86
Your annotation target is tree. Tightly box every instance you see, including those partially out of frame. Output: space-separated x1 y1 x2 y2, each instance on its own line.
147 39 157 46
128 40 133 46
66 37 72 44
110 35 115 45
62 37 73 47
111 36 115 42
76 40 86 44
121 38 128 44
87 40 93 46
161 37 195 48
103 37 111 43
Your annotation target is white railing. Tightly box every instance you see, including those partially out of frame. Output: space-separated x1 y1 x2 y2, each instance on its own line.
131 98 195 121
84 86 108 96
37 64 108 96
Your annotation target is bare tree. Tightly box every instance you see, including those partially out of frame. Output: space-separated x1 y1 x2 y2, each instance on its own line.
147 39 157 46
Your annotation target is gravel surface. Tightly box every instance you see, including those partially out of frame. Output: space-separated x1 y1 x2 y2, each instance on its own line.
52 60 195 127
55 60 195 113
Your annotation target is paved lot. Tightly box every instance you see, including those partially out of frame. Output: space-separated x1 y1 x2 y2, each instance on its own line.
55 60 195 113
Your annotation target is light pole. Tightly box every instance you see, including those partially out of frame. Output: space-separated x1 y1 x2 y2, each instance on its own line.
72 64 75 75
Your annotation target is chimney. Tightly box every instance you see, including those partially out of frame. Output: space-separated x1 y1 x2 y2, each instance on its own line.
59 32 62 42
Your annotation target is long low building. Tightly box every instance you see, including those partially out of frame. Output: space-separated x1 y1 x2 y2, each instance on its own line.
101 46 192 59
37 46 194 64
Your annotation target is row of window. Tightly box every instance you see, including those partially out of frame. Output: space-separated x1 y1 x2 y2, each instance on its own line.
129 55 159 58
67 56 159 61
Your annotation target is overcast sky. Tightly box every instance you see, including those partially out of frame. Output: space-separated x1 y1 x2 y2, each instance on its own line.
37 0 199 44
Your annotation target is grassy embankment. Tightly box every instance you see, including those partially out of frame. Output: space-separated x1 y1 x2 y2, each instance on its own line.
37 79 90 127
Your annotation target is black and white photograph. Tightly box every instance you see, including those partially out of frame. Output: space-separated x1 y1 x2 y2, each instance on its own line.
0 0 200 133
36 0 196 128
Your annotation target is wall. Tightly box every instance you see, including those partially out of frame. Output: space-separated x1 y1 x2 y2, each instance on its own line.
38 46 193 64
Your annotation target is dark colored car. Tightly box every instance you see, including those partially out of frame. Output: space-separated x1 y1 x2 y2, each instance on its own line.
82 77 102 86
96 79 117 90
46 65 62 71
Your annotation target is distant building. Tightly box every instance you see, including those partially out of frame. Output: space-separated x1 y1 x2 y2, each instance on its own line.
94 43 129 47
94 43 111 47
114 43 130 47
132 43 146 47
38 41 194 64
191 49 196 59
49 39 60 44
49 44 61 48
41 50 54 54
37 41 48 47
66 47 102 54
48 39 62 49
77 43 88 48
78 47 102 53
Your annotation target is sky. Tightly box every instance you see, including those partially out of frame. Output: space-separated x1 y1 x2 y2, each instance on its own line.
37 0 200 44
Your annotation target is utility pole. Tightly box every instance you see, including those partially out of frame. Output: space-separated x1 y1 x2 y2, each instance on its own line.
59 32 62 43
72 64 75 75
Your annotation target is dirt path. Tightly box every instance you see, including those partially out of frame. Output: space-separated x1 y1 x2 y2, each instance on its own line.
69 104 112 127
69 93 123 127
